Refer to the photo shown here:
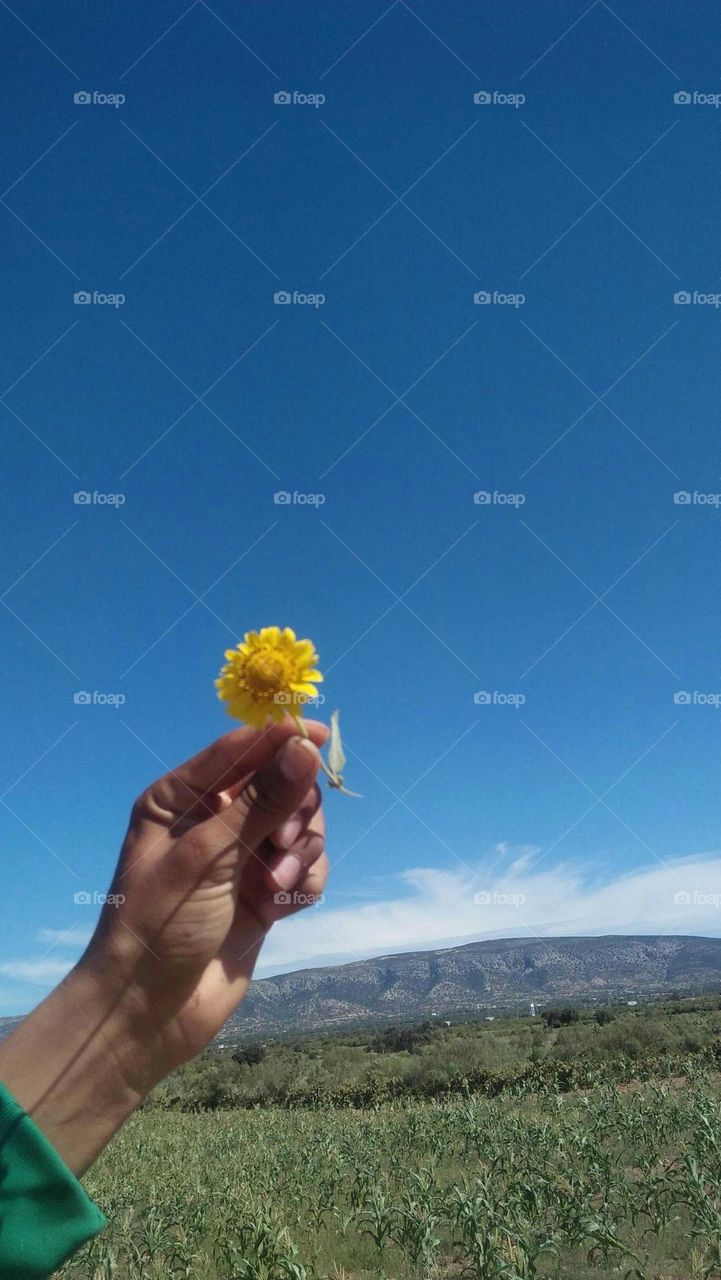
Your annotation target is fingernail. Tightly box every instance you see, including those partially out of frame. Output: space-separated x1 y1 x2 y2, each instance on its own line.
268 851 303 891
278 736 318 783
275 815 303 849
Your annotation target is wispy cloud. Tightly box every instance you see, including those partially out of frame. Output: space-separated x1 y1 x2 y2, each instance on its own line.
38 926 93 946
0 959 76 985
255 848 721 974
3 848 720 993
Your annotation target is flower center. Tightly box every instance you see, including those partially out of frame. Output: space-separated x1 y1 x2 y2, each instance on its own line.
244 651 287 700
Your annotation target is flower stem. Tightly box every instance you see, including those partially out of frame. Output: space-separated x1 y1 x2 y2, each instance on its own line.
292 714 338 786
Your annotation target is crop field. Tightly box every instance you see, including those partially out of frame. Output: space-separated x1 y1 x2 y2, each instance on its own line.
61 1066 721 1280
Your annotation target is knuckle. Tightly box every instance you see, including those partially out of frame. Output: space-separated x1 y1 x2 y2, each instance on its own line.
295 831 325 863
240 779 285 821
131 785 173 827
130 787 153 823
160 828 219 890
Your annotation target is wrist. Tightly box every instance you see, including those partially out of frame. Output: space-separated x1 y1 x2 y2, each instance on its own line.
0 961 160 1175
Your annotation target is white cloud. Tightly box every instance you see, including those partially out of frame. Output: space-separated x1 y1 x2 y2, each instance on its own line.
38 926 93 947
0 959 75 986
4 849 720 992
255 849 721 975
0 926 91 992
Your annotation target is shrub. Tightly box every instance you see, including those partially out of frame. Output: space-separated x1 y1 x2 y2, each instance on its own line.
232 1044 266 1067
594 1007 614 1025
369 1022 436 1054
543 1007 579 1028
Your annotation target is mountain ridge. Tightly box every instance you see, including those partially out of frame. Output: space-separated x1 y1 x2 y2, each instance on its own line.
218 933 721 1039
2 935 720 1045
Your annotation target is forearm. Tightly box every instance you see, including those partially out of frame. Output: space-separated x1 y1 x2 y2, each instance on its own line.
0 962 158 1176
0 725 324 1179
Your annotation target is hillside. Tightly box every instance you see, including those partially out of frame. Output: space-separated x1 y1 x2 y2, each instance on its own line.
219 934 721 1039
2 936 720 1046
0 1015 23 1044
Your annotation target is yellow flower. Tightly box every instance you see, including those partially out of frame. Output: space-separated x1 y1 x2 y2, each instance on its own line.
215 626 323 726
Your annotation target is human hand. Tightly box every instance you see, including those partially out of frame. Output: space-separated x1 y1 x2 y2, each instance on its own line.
87 717 329 1072
0 718 329 1173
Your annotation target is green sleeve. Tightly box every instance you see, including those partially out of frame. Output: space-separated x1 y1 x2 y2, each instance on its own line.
0 1081 106 1278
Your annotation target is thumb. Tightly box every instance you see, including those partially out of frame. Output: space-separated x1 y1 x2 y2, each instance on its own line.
229 735 321 855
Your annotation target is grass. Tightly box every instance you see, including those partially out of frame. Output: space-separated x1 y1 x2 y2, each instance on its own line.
59 1066 721 1279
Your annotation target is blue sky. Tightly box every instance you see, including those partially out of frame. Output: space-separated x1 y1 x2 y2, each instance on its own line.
2 0 721 1014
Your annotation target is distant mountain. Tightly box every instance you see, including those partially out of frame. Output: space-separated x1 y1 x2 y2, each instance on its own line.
2 937 720 1047
0 1016 23 1044
218 935 721 1040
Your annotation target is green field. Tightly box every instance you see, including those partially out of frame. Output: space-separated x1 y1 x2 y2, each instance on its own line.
60 1064 721 1278
148 996 721 1110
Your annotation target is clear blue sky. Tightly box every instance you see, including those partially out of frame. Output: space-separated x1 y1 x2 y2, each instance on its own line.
2 0 721 1014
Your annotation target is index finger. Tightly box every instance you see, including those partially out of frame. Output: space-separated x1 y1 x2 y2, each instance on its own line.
143 718 329 820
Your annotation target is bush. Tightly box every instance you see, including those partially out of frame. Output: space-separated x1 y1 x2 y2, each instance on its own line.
145 999 721 1111
369 1022 435 1054
543 1007 579 1028
232 1044 266 1067
594 1008 614 1025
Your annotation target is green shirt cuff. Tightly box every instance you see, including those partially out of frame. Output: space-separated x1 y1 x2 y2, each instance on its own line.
0 1080 106 1278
